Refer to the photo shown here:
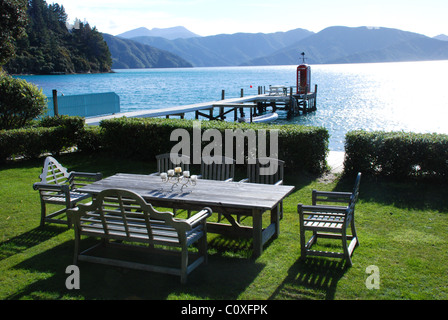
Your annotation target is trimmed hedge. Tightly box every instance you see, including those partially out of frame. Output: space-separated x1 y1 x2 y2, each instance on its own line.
0 115 85 161
76 125 103 154
344 130 448 179
100 117 329 174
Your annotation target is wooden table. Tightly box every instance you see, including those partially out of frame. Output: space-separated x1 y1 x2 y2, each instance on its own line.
79 173 295 258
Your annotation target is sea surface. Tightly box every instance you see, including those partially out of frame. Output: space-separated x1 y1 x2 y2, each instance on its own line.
16 60 448 151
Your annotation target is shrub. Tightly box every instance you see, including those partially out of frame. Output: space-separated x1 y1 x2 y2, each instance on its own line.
0 72 47 129
76 125 103 153
100 118 329 174
0 126 54 160
38 115 84 154
344 130 448 180
0 115 85 161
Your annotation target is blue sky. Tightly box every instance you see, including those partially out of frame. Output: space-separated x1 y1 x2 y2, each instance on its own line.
54 0 447 37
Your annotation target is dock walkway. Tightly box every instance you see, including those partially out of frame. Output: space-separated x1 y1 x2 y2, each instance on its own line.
85 87 317 126
85 95 260 125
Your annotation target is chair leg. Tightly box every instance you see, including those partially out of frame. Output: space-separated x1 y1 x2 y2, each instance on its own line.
351 219 360 247
299 223 306 260
180 247 188 284
342 229 353 267
40 200 46 227
67 205 74 229
198 235 208 265
73 230 80 265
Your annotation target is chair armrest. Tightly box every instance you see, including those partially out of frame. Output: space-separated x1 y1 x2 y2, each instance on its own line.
239 178 249 183
33 182 69 193
274 180 283 186
185 207 212 227
70 172 103 181
67 201 95 222
313 190 352 198
298 203 348 215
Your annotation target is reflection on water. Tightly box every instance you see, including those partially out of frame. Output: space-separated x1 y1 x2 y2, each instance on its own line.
284 61 448 150
16 61 448 151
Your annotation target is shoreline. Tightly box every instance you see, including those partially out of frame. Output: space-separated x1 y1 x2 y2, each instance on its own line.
8 70 116 77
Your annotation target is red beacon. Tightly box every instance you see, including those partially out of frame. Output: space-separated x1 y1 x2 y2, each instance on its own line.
296 52 311 94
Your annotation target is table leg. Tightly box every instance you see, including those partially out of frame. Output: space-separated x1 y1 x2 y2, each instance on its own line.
252 209 263 258
271 204 280 237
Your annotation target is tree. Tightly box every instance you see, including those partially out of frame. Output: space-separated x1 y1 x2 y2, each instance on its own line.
0 71 47 129
4 1 112 74
0 0 29 66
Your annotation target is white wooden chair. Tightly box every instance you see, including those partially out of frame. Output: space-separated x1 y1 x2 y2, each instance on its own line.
33 156 102 228
298 172 361 266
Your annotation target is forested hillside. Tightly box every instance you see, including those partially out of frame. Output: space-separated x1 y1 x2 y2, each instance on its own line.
102 34 192 69
4 0 112 74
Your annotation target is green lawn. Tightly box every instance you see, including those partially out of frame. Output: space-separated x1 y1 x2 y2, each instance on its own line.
1 152 447 300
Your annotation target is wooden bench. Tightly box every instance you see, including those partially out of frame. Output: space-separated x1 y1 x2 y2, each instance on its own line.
298 172 361 266
239 157 285 221
200 155 235 182
150 153 191 176
67 188 212 284
33 156 103 228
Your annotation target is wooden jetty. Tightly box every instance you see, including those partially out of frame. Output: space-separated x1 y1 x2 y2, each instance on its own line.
85 85 317 126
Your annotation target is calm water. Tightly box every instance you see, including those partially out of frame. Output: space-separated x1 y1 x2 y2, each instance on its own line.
17 60 448 151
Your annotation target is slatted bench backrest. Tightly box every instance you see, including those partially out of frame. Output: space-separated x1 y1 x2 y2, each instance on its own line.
39 156 70 186
156 153 190 174
247 157 284 185
76 189 190 246
200 156 235 181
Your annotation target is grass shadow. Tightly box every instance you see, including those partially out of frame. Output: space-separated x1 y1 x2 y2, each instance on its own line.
7 238 265 300
208 234 254 258
0 225 67 261
269 258 348 300
335 174 448 212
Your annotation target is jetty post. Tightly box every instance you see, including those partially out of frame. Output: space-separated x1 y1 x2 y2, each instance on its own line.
52 89 59 116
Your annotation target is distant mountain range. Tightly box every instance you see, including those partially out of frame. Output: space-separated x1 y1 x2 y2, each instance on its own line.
245 27 448 65
131 28 313 67
103 26 448 69
116 26 200 40
434 34 448 41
